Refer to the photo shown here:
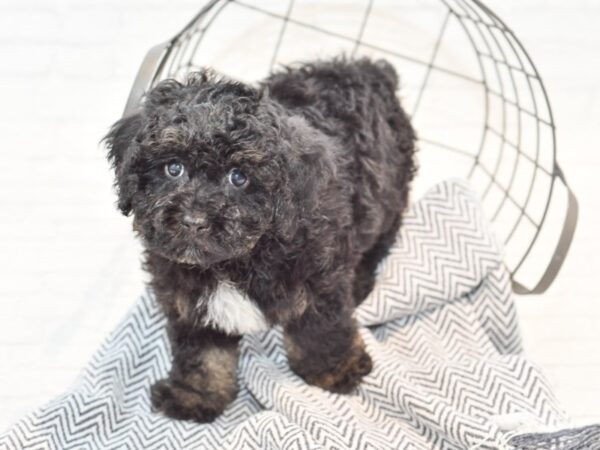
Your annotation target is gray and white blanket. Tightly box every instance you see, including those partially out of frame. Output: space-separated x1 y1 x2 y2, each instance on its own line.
1 180 597 449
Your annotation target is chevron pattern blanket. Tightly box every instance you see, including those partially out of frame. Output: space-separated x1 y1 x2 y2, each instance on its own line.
1 180 595 449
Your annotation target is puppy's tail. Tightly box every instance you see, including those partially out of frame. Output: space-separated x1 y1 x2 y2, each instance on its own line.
373 58 399 91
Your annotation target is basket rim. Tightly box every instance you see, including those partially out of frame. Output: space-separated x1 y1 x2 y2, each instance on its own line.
122 0 578 294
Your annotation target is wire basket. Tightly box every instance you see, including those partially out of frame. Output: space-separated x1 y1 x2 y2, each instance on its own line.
123 0 578 295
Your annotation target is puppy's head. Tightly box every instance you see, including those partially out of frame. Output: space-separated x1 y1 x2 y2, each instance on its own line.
104 70 335 267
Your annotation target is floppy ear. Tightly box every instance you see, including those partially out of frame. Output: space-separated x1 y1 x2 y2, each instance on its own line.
287 115 337 197
104 113 142 168
103 113 143 215
272 115 338 240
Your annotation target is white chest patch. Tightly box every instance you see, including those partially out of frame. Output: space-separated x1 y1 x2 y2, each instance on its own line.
201 282 269 335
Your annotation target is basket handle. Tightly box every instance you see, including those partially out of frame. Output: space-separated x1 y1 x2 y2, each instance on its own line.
512 166 578 295
122 0 223 117
122 42 170 117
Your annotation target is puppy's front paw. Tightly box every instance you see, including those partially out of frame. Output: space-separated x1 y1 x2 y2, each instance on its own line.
290 334 373 394
150 379 223 423
308 346 373 394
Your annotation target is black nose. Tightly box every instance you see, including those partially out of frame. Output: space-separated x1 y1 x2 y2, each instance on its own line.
183 212 209 231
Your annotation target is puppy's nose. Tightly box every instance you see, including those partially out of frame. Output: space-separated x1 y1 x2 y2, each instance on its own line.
183 212 209 231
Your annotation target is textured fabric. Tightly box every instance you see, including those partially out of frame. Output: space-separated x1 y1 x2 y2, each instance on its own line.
0 180 586 449
508 425 600 449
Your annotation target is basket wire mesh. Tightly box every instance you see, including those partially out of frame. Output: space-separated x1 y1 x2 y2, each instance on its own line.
123 0 578 294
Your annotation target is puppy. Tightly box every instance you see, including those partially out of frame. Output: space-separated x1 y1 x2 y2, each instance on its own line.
104 57 416 422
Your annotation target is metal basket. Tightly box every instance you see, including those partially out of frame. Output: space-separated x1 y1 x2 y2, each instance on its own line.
122 0 578 295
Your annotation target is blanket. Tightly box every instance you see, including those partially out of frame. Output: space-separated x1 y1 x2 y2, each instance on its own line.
1 180 596 449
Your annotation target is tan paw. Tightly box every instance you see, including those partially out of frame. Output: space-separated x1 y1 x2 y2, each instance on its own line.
291 334 373 394
150 379 223 423
306 345 373 393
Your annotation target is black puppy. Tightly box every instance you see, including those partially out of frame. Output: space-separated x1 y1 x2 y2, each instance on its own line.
105 57 416 422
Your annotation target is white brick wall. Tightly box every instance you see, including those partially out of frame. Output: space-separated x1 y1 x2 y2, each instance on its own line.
0 0 599 430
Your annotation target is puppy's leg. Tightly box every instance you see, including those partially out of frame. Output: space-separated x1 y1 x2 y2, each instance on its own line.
284 295 372 394
353 212 401 305
151 324 240 423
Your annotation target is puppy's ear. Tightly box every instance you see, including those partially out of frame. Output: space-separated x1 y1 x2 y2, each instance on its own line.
272 115 337 240
287 116 337 192
103 113 143 216
104 113 142 168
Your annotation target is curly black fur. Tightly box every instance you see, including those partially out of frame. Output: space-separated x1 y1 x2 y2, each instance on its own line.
104 57 417 422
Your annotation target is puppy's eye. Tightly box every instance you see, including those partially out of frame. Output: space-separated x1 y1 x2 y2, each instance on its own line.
165 161 184 179
228 168 248 187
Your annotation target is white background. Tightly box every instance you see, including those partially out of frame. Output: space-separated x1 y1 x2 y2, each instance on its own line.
0 0 599 430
